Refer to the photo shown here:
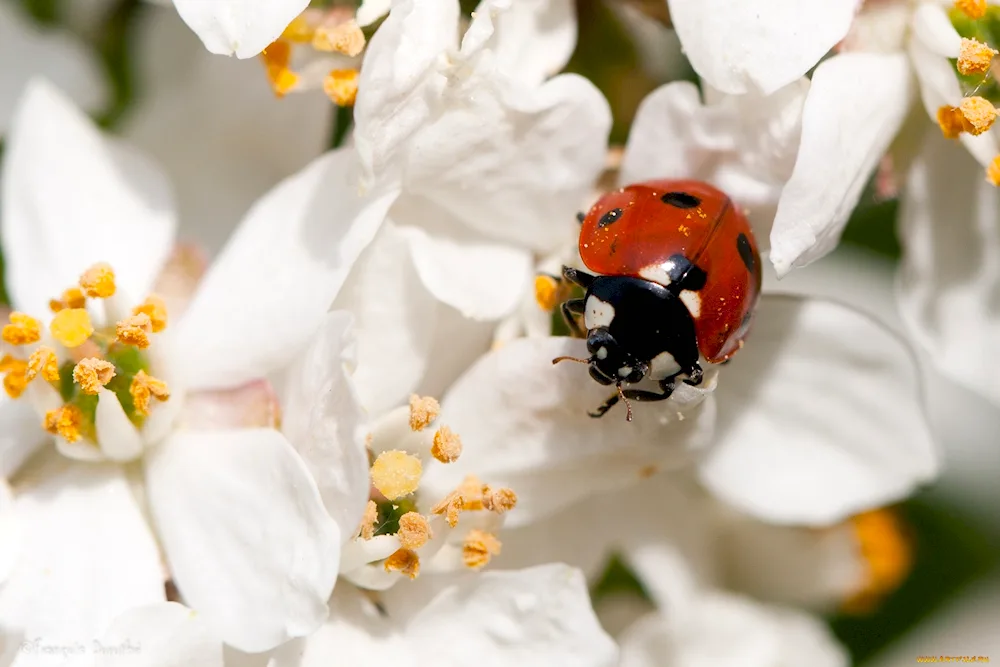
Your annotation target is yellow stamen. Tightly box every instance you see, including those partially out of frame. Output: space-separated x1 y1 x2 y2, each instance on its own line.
130 370 170 416
383 548 420 579
323 69 359 107
457 474 486 510
430 490 464 528
50 309 93 348
359 500 378 540
462 530 502 570
955 0 987 20
534 274 561 312
27 347 60 382
987 155 1000 186
49 287 86 312
313 20 365 56
73 358 116 395
43 405 84 443
261 40 299 98
281 14 315 42
116 313 152 349
370 450 422 500
409 394 440 431
132 295 168 333
937 105 966 139
1 356 29 399
79 262 116 298
482 487 518 514
958 38 997 77
841 509 912 615
960 96 998 135
2 312 41 345
430 425 462 463
396 512 432 550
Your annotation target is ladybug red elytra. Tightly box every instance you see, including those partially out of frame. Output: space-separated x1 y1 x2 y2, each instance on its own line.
556 179 762 420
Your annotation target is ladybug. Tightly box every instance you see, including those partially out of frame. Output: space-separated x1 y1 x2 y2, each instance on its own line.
556 179 762 420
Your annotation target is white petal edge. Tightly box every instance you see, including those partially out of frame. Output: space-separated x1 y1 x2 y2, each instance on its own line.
95 389 145 462
144 428 340 653
0 394 46 479
489 0 577 85
2 78 176 316
700 295 938 525
667 0 860 95
769 52 914 275
172 148 398 391
95 602 223 667
172 0 308 58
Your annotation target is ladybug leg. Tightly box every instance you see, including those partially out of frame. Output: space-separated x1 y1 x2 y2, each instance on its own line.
588 392 621 419
562 266 595 289
682 362 704 386
560 299 586 338
588 378 678 419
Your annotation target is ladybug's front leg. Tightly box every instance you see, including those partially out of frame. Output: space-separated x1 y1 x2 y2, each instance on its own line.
588 377 679 420
560 299 586 338
562 266 595 289
682 362 704 387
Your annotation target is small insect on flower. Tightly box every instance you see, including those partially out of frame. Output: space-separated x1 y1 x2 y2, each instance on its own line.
554 180 762 420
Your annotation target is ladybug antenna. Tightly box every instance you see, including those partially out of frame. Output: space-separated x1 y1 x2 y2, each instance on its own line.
617 383 633 422
552 355 591 365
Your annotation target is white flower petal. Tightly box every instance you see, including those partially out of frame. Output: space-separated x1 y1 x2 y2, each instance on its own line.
95 602 223 667
490 0 577 85
353 0 459 182
332 223 438 414
282 312 371 541
0 2 106 134
769 52 914 275
898 133 1000 406
700 295 938 525
667 0 860 95
0 459 164 643
399 221 533 321
2 79 177 316
0 480 17 584
173 149 398 392
144 429 340 652
356 0 391 26
0 395 46 479
419 337 716 527
911 2 961 58
122 7 331 255
383 564 618 667
95 389 145 462
172 0 307 58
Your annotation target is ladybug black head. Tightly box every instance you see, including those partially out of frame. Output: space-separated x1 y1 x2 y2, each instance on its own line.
585 328 648 386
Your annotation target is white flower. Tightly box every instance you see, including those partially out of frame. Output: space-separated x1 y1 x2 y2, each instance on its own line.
352 0 611 320
0 80 395 653
0 1 107 134
170 0 308 58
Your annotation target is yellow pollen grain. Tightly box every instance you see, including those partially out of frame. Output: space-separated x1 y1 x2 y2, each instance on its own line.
958 38 997 77
79 262 116 298
1 356 29 399
323 69 359 107
987 155 1000 185
133 295 168 333
313 20 365 56
960 96 998 135
50 309 93 348
27 347 59 382
956 0 987 19
430 425 462 463
383 548 420 579
430 490 464 528
2 312 42 345
49 287 86 312
116 313 152 348
43 405 84 443
841 509 913 615
937 105 966 139
462 530 502 570
261 40 299 97
370 450 423 500
482 487 518 514
408 394 440 431
396 512 432 550
130 370 170 416
73 358 116 395
359 500 379 540
534 274 560 312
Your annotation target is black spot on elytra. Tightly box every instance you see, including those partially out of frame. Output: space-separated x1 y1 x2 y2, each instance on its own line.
598 208 622 227
576 211 586 223
661 192 701 208
666 254 707 291
737 233 756 274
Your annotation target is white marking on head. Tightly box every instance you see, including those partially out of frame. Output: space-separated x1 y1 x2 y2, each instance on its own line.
680 290 702 318
618 366 632 378
649 351 681 380
639 259 675 287
585 295 615 329
596 346 608 360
